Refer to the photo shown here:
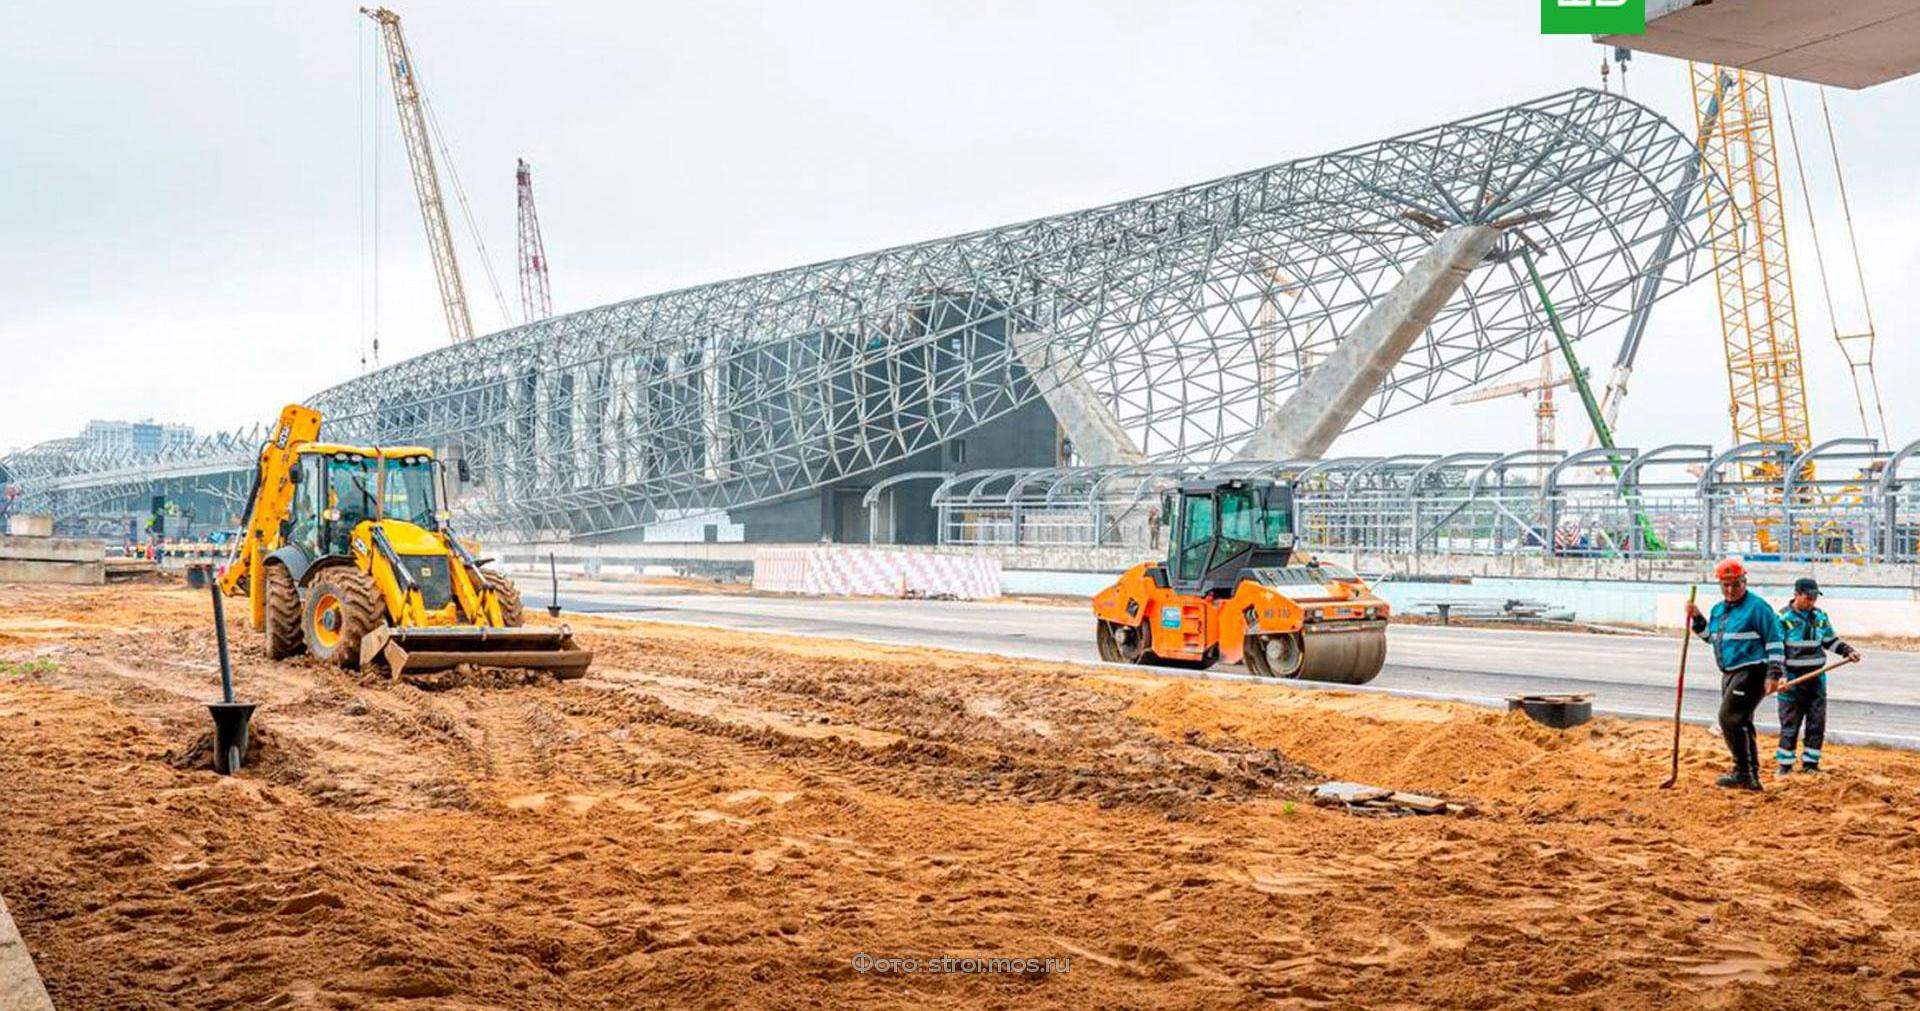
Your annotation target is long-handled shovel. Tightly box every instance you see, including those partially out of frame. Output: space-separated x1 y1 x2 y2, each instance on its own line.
1768 653 1861 697
1659 585 1698 789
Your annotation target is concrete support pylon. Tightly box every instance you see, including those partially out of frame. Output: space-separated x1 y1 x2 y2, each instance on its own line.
1011 331 1146 465
1237 224 1498 461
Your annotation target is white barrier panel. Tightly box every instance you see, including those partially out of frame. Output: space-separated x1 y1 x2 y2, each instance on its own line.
753 547 1001 600
753 549 815 594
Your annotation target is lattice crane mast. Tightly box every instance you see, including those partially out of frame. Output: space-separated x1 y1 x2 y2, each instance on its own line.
516 159 553 323
1690 64 1811 457
363 6 474 344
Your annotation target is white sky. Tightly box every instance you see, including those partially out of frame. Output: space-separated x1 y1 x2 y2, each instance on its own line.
3 0 1917 459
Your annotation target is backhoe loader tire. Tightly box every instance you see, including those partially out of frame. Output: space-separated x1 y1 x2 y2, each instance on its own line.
483 570 525 627
264 563 304 660
302 566 382 670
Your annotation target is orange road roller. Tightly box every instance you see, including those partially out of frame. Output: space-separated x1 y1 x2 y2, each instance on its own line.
1092 478 1388 684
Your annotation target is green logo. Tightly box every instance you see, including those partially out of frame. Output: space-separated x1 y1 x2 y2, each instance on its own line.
1541 0 1645 34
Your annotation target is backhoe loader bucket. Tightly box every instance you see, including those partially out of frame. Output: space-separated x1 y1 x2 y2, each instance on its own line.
361 625 593 681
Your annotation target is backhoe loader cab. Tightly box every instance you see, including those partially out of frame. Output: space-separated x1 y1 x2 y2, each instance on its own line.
1092 478 1388 684
220 404 590 681
284 446 443 561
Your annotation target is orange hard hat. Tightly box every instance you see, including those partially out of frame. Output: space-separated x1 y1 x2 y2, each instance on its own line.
1714 558 1748 581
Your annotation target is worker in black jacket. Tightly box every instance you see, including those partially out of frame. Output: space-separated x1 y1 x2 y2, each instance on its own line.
1775 577 1859 775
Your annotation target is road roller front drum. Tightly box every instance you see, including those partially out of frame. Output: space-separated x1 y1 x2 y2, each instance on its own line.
1297 623 1387 685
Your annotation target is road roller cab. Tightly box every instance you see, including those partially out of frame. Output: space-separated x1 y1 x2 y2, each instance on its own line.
1091 477 1389 684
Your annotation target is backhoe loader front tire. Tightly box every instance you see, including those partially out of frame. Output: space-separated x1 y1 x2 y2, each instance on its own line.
302 566 382 670
264 563 304 660
483 570 525 627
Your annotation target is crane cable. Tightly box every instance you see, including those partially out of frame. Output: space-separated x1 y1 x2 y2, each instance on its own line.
1779 84 1887 442
1820 87 1888 443
359 13 511 350
357 18 369 373
362 21 383 370
422 94 513 329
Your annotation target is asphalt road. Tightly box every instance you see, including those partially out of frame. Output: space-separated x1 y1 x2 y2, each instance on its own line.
547 582 1920 746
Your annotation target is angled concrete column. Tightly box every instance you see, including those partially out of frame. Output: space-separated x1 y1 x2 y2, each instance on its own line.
1237 225 1498 461
1011 331 1146 466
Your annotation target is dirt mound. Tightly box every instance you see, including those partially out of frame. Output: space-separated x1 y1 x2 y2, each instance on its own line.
167 718 313 785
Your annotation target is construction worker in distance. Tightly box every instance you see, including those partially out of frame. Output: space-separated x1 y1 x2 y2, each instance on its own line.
1775 576 1860 776
1685 558 1787 791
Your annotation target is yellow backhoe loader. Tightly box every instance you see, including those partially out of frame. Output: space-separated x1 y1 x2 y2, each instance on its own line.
217 404 590 680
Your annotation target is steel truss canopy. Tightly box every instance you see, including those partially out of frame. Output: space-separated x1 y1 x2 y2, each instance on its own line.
1602 0 1920 89
10 88 1724 541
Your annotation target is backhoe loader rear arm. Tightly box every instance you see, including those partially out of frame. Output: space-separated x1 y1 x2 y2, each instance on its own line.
218 404 322 629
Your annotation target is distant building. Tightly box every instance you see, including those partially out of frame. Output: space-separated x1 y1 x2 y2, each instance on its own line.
84 419 194 458
83 419 132 455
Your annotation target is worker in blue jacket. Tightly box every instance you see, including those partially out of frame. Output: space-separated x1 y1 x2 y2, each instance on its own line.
1775 577 1859 775
1686 558 1786 790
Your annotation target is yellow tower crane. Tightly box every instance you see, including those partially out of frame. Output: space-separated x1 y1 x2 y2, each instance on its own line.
363 6 474 344
1690 64 1811 457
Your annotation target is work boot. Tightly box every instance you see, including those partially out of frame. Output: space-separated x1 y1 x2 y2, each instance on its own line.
1800 764 1821 775
1779 764 1794 777
1715 771 1745 789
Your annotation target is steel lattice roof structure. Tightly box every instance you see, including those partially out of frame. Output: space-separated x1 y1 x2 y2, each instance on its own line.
7 88 1724 541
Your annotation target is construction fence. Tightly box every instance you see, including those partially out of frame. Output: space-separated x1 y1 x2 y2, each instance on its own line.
928 437 1920 564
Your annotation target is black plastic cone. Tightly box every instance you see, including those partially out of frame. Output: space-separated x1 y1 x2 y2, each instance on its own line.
208 702 258 775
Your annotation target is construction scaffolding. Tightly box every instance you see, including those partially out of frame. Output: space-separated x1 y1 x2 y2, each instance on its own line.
931 437 1920 564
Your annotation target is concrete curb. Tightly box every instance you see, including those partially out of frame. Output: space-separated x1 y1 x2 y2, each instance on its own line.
0 892 54 1011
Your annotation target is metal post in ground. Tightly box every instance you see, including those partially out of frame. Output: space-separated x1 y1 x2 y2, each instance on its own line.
199 565 256 775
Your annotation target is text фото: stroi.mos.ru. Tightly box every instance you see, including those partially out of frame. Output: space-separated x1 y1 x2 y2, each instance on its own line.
850 952 1072 976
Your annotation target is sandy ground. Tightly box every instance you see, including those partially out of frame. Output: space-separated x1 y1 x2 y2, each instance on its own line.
3 583 1920 1009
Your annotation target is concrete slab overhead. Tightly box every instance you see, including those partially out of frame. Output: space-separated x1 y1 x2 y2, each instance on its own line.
1010 331 1146 466
1236 225 1498 461
0 892 55 1011
1601 0 1920 89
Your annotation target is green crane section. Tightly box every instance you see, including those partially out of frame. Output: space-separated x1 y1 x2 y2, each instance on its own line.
1518 244 1665 554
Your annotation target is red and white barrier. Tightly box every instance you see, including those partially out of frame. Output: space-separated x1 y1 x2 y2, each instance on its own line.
753 547 1001 600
